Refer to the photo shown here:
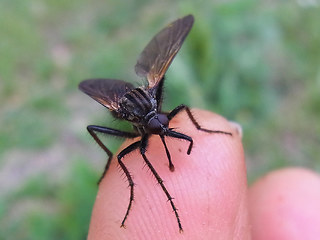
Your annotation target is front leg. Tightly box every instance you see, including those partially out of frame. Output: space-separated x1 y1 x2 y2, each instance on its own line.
117 140 141 229
159 134 175 171
165 130 193 155
140 135 183 232
167 104 232 136
87 125 139 184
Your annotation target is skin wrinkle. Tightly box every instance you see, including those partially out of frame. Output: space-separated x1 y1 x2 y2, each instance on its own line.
206 171 211 236
234 187 250 239
210 129 245 238
138 140 179 237
230 137 248 239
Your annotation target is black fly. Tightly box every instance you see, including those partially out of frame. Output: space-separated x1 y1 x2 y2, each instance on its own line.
79 15 232 232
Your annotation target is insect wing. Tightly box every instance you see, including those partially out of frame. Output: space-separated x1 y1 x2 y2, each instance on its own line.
79 79 134 110
135 15 194 88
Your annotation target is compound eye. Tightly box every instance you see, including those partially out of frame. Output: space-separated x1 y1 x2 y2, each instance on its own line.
147 118 161 132
157 114 169 127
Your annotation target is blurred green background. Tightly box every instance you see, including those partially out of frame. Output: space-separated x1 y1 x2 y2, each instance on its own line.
1 0 320 239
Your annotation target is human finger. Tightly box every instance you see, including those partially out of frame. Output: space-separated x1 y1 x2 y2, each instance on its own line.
249 167 320 240
88 109 249 239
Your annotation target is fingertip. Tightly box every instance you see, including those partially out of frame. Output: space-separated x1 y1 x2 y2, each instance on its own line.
89 109 249 239
156 109 250 238
249 167 320 240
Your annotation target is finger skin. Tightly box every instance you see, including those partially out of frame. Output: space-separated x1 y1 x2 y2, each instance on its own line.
249 168 320 240
88 109 250 240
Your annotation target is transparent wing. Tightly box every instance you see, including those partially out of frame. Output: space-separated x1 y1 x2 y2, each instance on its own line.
79 79 134 110
135 15 194 88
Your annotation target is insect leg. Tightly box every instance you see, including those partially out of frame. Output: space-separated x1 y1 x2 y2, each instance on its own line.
167 104 232 135
140 135 183 232
87 125 139 184
159 134 175 171
117 140 141 229
165 129 193 155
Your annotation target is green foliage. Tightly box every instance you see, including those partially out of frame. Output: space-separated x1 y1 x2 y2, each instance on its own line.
0 160 97 240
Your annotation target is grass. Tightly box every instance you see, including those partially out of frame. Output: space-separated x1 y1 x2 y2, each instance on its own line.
1 0 320 238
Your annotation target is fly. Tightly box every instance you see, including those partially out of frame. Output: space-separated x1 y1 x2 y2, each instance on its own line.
79 14 232 232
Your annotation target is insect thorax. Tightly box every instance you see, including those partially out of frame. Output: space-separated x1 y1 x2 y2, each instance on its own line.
118 87 157 124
